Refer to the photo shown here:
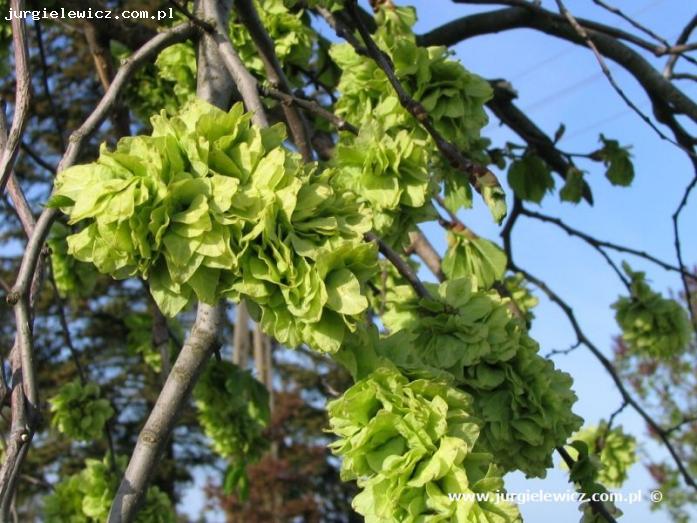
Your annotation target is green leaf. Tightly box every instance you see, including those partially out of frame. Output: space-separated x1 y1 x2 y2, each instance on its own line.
325 268 368 315
559 167 585 203
596 134 634 186
507 154 554 204
442 231 507 290
481 183 507 224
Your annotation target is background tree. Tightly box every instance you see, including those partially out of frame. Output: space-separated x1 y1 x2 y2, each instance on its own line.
0 0 695 522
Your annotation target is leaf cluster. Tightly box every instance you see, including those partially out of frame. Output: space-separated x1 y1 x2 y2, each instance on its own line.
613 264 692 359
49 380 114 442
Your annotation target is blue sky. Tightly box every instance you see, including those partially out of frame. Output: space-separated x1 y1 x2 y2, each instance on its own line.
410 1 696 521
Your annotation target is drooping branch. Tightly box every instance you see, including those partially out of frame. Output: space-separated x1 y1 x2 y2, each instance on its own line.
513 261 697 493
0 20 198 515
0 0 32 194
503 192 697 491
520 207 697 282
419 6 697 124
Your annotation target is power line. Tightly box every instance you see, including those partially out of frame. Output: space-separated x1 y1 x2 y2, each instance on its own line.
508 0 666 82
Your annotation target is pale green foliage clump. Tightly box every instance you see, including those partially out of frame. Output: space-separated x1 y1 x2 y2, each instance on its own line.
468 339 582 478
154 43 197 106
194 361 270 461
44 455 174 523
386 279 527 374
194 361 270 496
568 422 637 488
328 366 520 522
48 222 98 298
329 5 497 243
613 264 691 359
372 278 582 478
52 100 376 352
562 440 624 523
49 380 114 441
229 0 315 84
333 122 436 246
331 7 491 154
338 277 582 480
442 230 507 290
116 41 196 122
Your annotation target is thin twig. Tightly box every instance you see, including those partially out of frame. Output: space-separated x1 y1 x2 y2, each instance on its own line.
258 84 358 134
365 232 431 300
545 341 581 359
19 141 56 174
665 415 697 436
591 0 669 48
604 401 629 435
554 0 692 156
34 18 66 151
520 207 697 282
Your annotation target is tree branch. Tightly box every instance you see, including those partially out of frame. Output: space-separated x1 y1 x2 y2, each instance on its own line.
0 0 32 194
517 262 697 492
406 231 445 282
419 6 697 124
520 207 697 282
664 15 697 79
0 20 198 514
234 0 313 160
108 303 222 521
365 232 431 300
